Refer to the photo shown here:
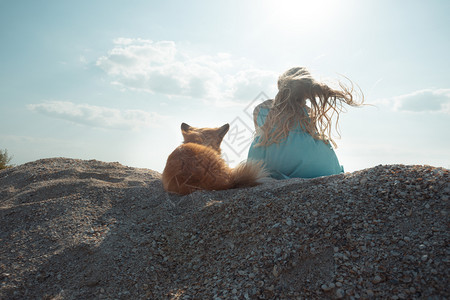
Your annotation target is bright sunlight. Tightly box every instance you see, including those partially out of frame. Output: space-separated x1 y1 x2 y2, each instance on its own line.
262 0 341 32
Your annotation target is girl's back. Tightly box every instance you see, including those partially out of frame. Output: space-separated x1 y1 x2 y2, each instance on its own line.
248 100 343 179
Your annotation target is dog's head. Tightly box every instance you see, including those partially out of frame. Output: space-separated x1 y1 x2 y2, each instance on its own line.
181 122 230 153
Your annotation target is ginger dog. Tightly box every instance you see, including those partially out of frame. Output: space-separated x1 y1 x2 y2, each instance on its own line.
162 123 267 195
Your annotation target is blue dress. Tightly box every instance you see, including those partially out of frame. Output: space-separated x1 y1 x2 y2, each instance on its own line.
247 101 344 179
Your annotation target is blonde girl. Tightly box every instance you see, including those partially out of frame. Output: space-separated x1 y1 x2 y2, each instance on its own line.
247 67 363 179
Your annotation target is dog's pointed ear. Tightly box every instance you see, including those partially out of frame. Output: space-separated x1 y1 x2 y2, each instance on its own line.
181 123 191 132
218 123 230 139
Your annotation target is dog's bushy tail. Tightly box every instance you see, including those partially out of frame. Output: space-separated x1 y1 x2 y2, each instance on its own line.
231 160 269 188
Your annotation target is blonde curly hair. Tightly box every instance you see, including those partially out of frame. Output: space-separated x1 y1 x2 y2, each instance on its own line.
256 67 364 148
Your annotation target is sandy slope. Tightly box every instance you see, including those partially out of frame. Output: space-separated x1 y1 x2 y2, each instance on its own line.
0 158 448 299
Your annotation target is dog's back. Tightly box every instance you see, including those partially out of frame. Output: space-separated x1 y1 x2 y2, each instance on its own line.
162 142 232 195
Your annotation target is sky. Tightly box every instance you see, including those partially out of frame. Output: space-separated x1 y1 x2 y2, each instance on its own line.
1 0 449 173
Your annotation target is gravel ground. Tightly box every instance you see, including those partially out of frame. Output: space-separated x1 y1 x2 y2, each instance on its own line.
0 157 448 299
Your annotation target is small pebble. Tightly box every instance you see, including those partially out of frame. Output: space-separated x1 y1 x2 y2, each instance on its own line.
272 265 280 277
336 289 345 299
373 275 382 284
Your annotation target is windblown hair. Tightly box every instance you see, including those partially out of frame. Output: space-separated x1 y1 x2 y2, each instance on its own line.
257 67 364 148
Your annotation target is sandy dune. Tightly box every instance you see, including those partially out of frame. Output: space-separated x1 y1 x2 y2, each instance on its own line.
1 158 448 299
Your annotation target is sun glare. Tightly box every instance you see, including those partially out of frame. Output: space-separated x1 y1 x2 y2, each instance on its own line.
263 0 340 32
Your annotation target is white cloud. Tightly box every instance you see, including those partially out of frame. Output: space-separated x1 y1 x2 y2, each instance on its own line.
27 101 166 130
226 69 278 101
96 38 278 103
391 89 450 114
79 55 87 64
